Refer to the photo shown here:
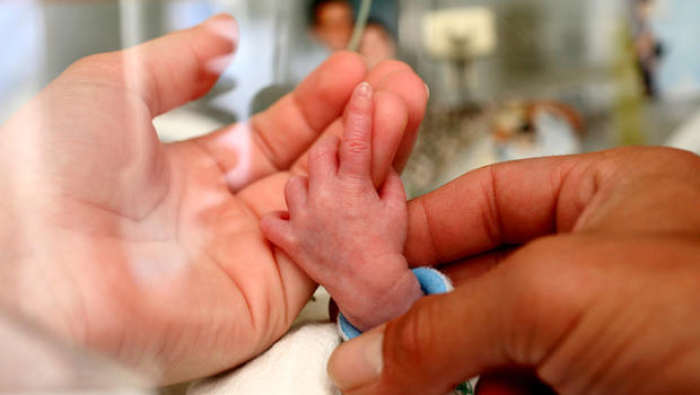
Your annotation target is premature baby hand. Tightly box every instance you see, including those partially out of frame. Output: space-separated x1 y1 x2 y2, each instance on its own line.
261 82 422 332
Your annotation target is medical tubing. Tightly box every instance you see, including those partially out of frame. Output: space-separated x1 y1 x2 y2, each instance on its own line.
347 0 373 52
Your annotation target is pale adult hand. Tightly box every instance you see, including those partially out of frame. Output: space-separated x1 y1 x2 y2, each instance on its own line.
328 147 700 395
0 14 428 384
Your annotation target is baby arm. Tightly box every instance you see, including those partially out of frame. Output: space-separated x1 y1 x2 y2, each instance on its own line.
261 82 422 332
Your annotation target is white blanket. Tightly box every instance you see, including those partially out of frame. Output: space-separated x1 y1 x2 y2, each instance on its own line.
189 288 341 395
188 271 475 395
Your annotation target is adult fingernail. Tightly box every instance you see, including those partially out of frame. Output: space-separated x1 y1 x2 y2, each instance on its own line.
356 82 373 98
424 83 430 100
328 331 384 391
204 13 240 48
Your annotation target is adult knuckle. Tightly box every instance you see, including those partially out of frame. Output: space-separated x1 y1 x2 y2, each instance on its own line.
387 297 441 366
502 237 593 364
507 240 581 312
68 53 120 78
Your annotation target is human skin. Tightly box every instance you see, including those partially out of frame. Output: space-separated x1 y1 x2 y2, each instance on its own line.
0 14 428 384
360 24 397 69
327 147 700 395
261 82 423 332
314 1 354 51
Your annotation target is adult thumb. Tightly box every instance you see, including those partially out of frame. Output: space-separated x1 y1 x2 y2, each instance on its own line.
58 13 238 118
327 258 585 395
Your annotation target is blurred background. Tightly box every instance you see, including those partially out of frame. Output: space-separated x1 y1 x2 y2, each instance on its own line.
2 0 700 197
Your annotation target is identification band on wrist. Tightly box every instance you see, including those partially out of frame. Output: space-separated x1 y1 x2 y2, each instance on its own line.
337 267 454 341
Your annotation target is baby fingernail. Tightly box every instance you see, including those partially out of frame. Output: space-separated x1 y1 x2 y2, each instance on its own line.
356 82 372 98
328 332 384 391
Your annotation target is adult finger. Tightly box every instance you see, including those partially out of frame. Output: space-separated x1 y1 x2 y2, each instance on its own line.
327 237 594 395
355 61 426 180
365 61 428 145
248 51 367 170
438 247 516 286
338 82 374 181
370 90 409 186
58 13 239 117
372 68 428 172
404 154 594 266
379 169 407 210
291 61 423 186
404 147 700 267
239 62 420 217
193 51 367 191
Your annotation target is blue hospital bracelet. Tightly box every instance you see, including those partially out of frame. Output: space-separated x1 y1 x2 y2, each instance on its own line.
337 267 454 341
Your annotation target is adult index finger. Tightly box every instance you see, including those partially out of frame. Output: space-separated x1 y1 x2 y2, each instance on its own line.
403 154 598 266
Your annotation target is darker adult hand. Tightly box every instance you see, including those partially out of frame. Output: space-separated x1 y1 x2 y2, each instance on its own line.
328 147 700 395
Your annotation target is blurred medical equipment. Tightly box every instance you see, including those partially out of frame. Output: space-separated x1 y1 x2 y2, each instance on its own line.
667 109 700 155
347 0 373 51
422 7 496 103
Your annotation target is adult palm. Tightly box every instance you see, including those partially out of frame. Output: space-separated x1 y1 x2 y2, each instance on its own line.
0 15 427 383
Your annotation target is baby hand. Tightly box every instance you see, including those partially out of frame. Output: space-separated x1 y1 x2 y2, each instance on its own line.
261 82 422 332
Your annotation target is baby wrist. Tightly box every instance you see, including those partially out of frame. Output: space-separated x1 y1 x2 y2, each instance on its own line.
337 270 422 332
338 267 454 340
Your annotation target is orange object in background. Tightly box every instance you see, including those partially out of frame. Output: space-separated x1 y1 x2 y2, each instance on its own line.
311 0 354 51
310 0 396 67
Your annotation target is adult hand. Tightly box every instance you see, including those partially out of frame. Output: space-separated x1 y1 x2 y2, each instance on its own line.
328 147 700 394
0 14 428 383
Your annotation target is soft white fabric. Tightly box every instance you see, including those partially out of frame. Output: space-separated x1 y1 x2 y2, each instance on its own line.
189 323 341 395
188 288 340 395
666 109 700 155
187 280 476 395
